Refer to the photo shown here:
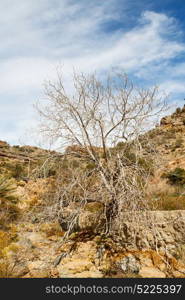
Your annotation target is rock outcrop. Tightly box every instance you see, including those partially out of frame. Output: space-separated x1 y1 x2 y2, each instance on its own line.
113 210 185 255
59 201 105 233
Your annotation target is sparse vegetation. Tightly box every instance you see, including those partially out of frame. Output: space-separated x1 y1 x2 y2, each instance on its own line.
0 228 19 278
0 176 19 228
172 138 184 151
0 80 185 278
153 191 185 210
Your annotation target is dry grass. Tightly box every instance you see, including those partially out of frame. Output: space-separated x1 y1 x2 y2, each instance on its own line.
0 231 11 256
0 259 16 278
154 192 185 210
146 169 185 210
0 230 18 278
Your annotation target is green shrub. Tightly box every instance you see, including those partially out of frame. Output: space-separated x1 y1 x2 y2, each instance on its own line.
163 168 185 185
147 130 157 139
85 162 96 171
124 151 136 163
121 149 154 174
115 141 126 149
138 157 154 175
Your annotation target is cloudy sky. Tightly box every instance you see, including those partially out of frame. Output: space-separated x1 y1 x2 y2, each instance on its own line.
1 0 185 146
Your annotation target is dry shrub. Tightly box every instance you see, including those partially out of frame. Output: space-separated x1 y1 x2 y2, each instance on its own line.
18 177 57 221
0 260 15 278
0 231 11 257
176 245 185 264
0 229 19 278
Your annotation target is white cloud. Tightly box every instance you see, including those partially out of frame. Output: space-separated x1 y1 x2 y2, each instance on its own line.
0 58 56 93
159 80 185 95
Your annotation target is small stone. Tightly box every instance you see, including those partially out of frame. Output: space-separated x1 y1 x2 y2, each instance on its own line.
119 254 140 273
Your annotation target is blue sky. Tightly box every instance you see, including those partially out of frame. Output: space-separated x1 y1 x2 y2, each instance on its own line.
0 0 185 146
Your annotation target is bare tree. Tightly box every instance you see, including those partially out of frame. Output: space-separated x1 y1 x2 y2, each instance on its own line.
36 70 167 235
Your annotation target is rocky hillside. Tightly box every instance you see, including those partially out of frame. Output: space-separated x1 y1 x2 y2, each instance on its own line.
0 140 57 178
148 105 185 162
0 106 185 278
144 105 185 210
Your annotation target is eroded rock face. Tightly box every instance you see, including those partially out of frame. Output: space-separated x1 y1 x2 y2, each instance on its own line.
4 210 185 278
160 113 185 126
118 254 140 273
113 210 185 255
139 267 166 278
115 249 185 278
60 206 185 256
78 202 105 231
56 241 185 278
160 116 172 126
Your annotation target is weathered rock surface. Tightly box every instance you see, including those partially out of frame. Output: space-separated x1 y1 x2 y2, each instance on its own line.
60 206 185 256
59 201 105 233
78 202 105 231
113 210 185 255
139 267 166 278
57 241 103 278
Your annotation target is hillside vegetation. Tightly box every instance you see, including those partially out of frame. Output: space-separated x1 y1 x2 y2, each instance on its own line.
0 106 185 278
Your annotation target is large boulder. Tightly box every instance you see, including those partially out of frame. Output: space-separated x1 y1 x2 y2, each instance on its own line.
78 202 105 231
59 201 105 233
